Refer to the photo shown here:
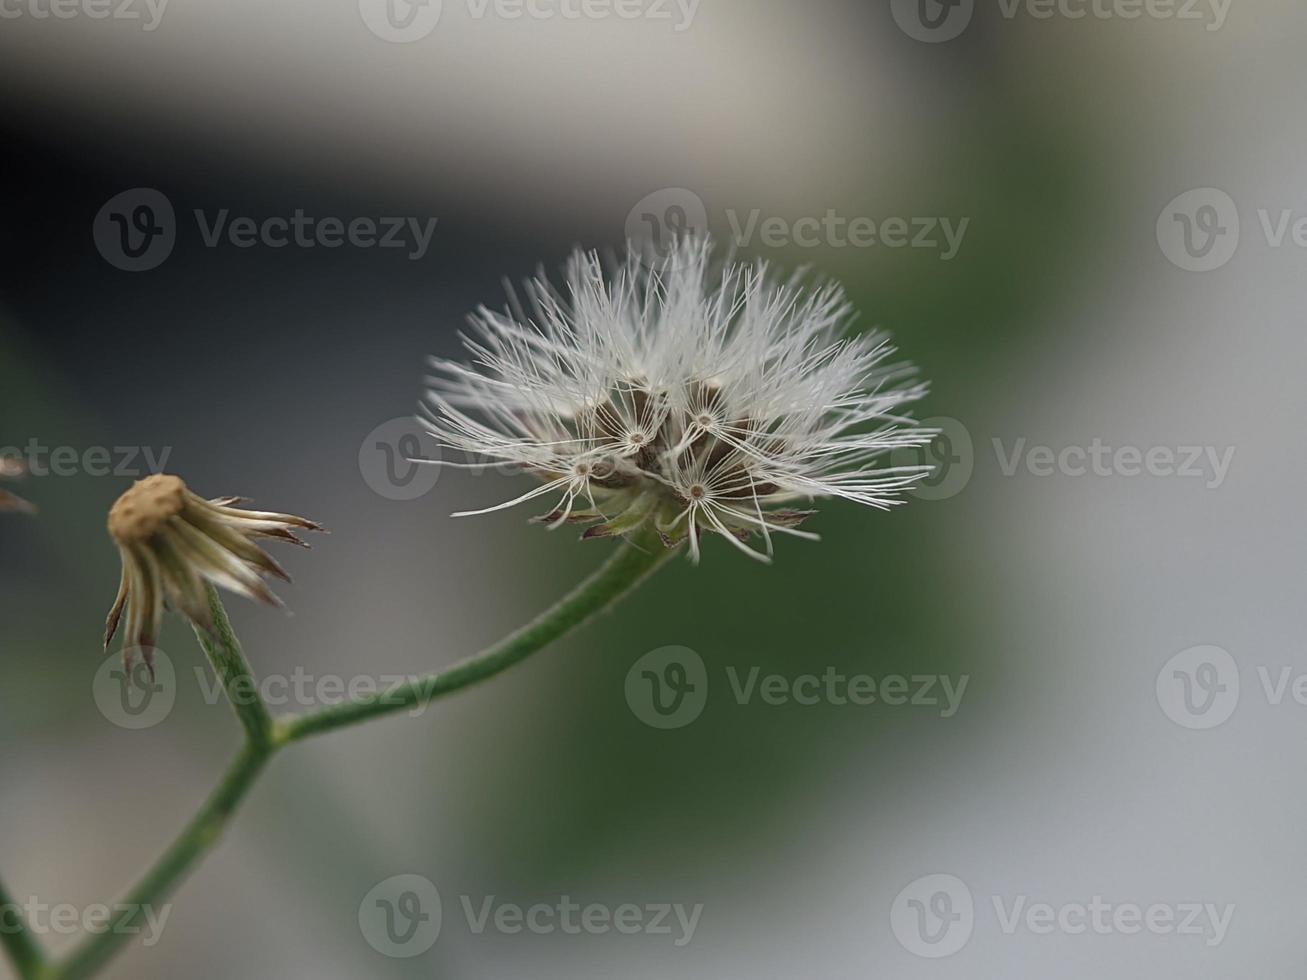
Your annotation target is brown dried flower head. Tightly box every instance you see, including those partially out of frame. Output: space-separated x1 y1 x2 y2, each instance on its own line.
104 474 322 673
0 455 34 513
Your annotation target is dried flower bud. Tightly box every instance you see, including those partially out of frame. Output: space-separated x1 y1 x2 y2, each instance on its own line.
0 456 33 513
104 474 323 674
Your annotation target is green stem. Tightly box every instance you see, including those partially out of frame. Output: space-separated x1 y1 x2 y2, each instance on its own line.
276 526 673 743
38 529 673 980
0 872 47 979
49 744 271 980
194 584 274 749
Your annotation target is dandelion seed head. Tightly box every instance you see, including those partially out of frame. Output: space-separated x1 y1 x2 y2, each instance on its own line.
421 236 935 562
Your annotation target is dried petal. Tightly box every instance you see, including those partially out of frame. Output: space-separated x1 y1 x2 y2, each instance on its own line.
102 475 322 667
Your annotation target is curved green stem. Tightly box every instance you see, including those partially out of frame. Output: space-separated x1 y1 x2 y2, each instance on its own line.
194 584 275 748
50 744 272 980
36 529 673 980
277 526 673 743
0 872 47 979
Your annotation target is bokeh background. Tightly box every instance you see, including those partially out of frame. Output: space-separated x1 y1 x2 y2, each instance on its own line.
2 1 1305 976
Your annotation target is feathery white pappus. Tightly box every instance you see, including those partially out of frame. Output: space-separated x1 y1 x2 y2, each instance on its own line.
419 236 936 563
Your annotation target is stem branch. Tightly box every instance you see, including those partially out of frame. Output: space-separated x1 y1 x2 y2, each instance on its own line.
0 872 47 979
276 527 672 743
49 744 272 980
35 529 673 980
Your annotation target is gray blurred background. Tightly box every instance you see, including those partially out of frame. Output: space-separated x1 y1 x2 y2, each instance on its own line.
2 0 1305 976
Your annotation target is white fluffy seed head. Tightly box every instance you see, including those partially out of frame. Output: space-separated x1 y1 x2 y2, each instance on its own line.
420 236 936 562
